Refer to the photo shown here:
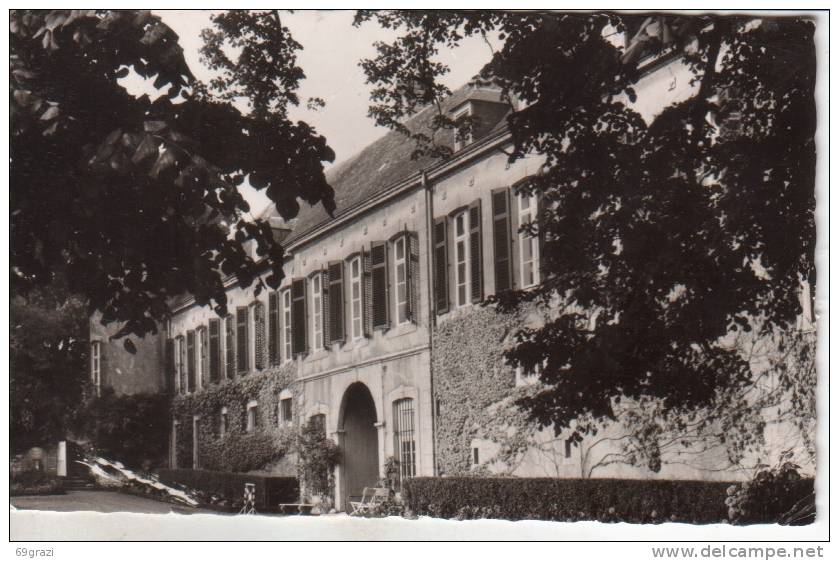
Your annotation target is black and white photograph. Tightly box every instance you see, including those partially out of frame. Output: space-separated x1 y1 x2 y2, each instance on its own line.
7 3 829 549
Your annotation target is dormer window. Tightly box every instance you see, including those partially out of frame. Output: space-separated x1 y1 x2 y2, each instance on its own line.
452 104 473 152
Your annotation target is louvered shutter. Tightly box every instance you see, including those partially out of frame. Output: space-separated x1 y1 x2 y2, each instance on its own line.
236 307 248 374
291 278 307 355
186 330 195 392
362 247 372 336
209 319 221 383
253 301 265 370
468 199 484 302
371 241 389 329
433 217 449 314
407 233 420 322
268 292 280 365
225 315 235 379
178 336 187 393
165 338 175 393
328 261 345 344
491 188 513 293
199 326 209 387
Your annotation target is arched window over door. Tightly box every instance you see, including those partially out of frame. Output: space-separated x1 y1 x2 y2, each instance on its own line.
393 398 416 482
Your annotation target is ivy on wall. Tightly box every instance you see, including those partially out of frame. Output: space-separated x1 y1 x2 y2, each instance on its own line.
432 305 540 475
172 363 300 473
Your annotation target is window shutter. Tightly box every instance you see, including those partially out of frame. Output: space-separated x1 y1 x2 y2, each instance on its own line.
291 278 307 355
407 232 420 322
186 330 195 392
433 217 449 314
178 336 187 393
177 336 186 393
318 269 330 348
328 261 345 344
199 326 209 387
491 188 513 293
362 247 372 337
253 301 265 370
209 319 221 383
236 307 248 374
537 195 546 280
469 199 483 302
165 338 175 393
224 315 235 379
268 292 280 365
370 241 389 329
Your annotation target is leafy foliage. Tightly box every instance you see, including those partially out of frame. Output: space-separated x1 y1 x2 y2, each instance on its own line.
357 12 816 435
172 363 298 472
297 416 341 499
76 389 171 468
10 282 88 452
404 476 735 523
725 462 815 525
10 10 335 337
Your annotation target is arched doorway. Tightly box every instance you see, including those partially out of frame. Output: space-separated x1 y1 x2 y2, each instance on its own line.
339 382 380 507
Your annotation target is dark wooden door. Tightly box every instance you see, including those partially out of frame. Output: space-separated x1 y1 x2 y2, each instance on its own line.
341 383 379 505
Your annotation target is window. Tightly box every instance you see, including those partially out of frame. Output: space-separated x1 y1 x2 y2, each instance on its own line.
279 397 293 426
282 289 293 361
518 192 540 288
309 413 326 436
349 256 363 339
90 341 102 396
394 236 409 324
311 274 323 351
219 407 228 439
515 361 543 387
393 398 417 482
246 400 259 433
472 447 480 466
192 416 201 468
454 210 470 307
452 104 473 151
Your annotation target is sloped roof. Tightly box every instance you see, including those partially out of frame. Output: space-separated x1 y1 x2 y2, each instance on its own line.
265 84 507 244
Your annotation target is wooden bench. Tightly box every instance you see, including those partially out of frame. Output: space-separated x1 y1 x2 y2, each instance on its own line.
349 487 391 515
278 503 315 515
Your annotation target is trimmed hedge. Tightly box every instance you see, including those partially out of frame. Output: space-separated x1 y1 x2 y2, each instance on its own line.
403 477 737 523
157 469 298 511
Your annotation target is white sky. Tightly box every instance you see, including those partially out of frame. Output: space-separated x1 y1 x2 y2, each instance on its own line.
151 10 499 215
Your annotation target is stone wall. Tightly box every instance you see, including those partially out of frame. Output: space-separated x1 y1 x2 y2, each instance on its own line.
89 312 166 396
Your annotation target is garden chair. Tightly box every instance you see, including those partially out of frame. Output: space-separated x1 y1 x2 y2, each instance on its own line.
349 487 391 515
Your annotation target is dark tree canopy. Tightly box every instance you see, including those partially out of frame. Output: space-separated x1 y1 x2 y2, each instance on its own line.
10 10 335 338
357 12 816 433
10 282 88 451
